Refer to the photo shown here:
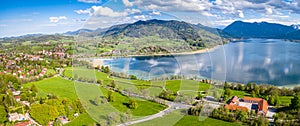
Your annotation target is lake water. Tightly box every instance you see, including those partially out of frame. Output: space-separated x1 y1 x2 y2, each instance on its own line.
103 39 300 86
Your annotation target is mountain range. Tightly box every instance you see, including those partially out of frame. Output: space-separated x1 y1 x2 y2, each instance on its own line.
1 20 300 43
65 19 227 40
65 20 300 41
223 21 300 40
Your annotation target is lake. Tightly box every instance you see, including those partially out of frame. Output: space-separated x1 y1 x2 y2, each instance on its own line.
103 39 300 86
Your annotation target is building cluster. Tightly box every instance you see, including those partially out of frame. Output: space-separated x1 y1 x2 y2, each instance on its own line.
38 44 69 58
8 113 36 126
225 96 268 115
0 44 69 79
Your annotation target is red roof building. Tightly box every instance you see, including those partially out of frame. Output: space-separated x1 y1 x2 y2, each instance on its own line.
243 97 269 115
243 97 263 103
14 121 31 126
225 104 248 112
258 99 268 115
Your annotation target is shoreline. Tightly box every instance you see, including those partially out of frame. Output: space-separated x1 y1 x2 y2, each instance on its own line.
101 44 223 58
88 45 222 67
127 45 222 57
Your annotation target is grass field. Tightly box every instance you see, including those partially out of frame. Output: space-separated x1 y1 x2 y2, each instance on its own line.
231 90 250 98
64 67 214 98
24 76 166 117
98 84 167 117
63 67 113 85
23 76 166 124
65 113 95 126
23 77 77 100
166 80 211 93
279 96 293 106
175 115 241 126
134 109 241 126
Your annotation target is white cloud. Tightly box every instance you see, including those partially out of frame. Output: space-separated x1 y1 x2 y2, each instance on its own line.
74 0 300 29
125 8 142 14
122 0 134 7
75 9 92 15
92 6 127 17
133 15 147 20
238 10 245 18
75 6 128 17
151 10 161 16
49 16 67 23
266 7 273 14
78 0 101 4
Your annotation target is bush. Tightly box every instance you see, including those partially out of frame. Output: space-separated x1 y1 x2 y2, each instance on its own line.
128 99 138 109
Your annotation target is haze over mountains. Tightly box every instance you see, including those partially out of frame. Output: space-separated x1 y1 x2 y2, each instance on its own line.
1 19 300 42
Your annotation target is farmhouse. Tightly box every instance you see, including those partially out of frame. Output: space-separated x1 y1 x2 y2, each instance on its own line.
225 96 269 115
225 96 248 111
243 97 268 115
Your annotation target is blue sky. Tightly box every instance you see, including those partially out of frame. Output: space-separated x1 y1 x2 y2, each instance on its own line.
0 0 300 37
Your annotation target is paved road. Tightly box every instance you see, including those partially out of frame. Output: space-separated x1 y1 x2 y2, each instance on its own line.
117 102 191 126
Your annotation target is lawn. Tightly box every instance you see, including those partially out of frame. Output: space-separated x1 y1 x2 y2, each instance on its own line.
279 96 293 106
23 77 77 100
24 76 166 124
165 80 211 96
65 113 95 126
98 84 167 117
166 80 211 92
63 67 113 85
134 109 241 126
231 90 250 98
175 115 241 126
74 81 167 123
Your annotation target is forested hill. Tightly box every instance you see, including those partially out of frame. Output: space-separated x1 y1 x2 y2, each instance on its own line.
223 21 300 40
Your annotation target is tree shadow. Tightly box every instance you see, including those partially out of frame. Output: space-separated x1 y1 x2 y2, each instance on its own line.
123 102 130 108
89 99 98 106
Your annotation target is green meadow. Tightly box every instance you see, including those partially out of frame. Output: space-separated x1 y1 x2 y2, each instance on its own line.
24 77 77 100
134 109 241 126
24 76 166 124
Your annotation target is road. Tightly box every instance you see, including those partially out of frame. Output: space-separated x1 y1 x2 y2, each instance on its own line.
117 102 191 126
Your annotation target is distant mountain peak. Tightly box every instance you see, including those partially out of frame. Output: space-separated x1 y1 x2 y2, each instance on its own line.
223 20 298 39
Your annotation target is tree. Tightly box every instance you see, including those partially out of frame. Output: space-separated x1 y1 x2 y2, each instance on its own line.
236 110 248 122
268 95 275 105
94 96 100 105
97 79 102 85
108 91 114 102
224 88 232 97
196 93 204 100
246 83 252 91
31 84 38 93
224 82 230 89
111 80 117 89
252 116 269 126
0 106 7 124
107 112 119 125
30 104 59 125
290 95 300 110
20 93 27 101
128 99 138 109
237 84 244 91
274 95 281 106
